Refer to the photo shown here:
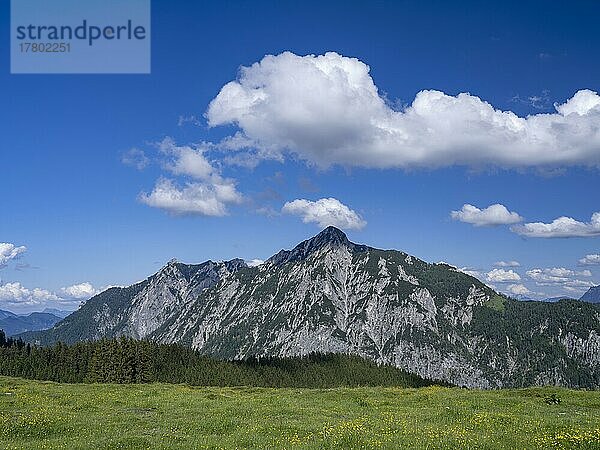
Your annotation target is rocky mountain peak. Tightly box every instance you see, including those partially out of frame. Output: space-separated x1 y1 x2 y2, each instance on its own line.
297 226 351 253
222 258 247 272
315 225 349 243
267 226 367 265
155 258 180 275
156 258 247 281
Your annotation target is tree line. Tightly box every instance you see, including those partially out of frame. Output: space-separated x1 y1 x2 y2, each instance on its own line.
0 329 436 388
0 329 25 349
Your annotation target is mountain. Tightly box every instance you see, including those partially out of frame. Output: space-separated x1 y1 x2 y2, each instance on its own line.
544 296 576 303
23 258 247 343
0 307 71 336
580 286 600 303
0 309 17 320
511 294 534 301
512 295 577 303
42 308 73 319
0 312 62 336
22 227 600 388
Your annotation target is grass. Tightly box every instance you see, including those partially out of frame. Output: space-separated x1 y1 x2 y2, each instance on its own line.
0 376 599 449
484 295 506 312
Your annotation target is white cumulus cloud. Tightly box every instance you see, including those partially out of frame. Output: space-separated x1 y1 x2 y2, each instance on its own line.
526 267 595 294
282 197 366 230
160 138 216 180
121 148 149 170
0 280 98 311
506 284 532 296
140 138 243 217
512 212 600 238
245 259 264 267
451 204 523 227
140 178 242 217
206 52 600 169
579 254 600 266
486 268 522 283
60 282 99 299
526 267 592 283
458 267 483 279
494 260 521 267
0 243 27 268
0 282 59 306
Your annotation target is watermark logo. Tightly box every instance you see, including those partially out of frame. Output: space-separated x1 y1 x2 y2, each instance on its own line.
11 0 151 74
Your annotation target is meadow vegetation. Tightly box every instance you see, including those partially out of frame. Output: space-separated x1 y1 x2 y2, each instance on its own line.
1 377 599 449
2 331 599 449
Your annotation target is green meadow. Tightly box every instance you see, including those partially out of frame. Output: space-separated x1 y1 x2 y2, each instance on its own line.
0 376 599 449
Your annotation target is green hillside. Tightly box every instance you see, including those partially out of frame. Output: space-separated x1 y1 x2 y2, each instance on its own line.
1 377 599 449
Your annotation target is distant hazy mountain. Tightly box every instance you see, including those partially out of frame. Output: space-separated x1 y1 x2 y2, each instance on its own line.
544 296 577 302
511 294 534 301
512 295 576 303
42 308 73 319
0 312 62 336
580 286 600 303
0 309 17 320
22 227 600 388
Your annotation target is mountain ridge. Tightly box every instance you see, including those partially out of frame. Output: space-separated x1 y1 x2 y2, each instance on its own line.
580 285 600 303
0 309 17 320
267 226 370 265
21 227 600 388
0 311 62 336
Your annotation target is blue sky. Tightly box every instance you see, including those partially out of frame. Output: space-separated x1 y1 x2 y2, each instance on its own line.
1 0 599 312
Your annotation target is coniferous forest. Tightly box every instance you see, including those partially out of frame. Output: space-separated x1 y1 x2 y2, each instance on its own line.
0 329 435 388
